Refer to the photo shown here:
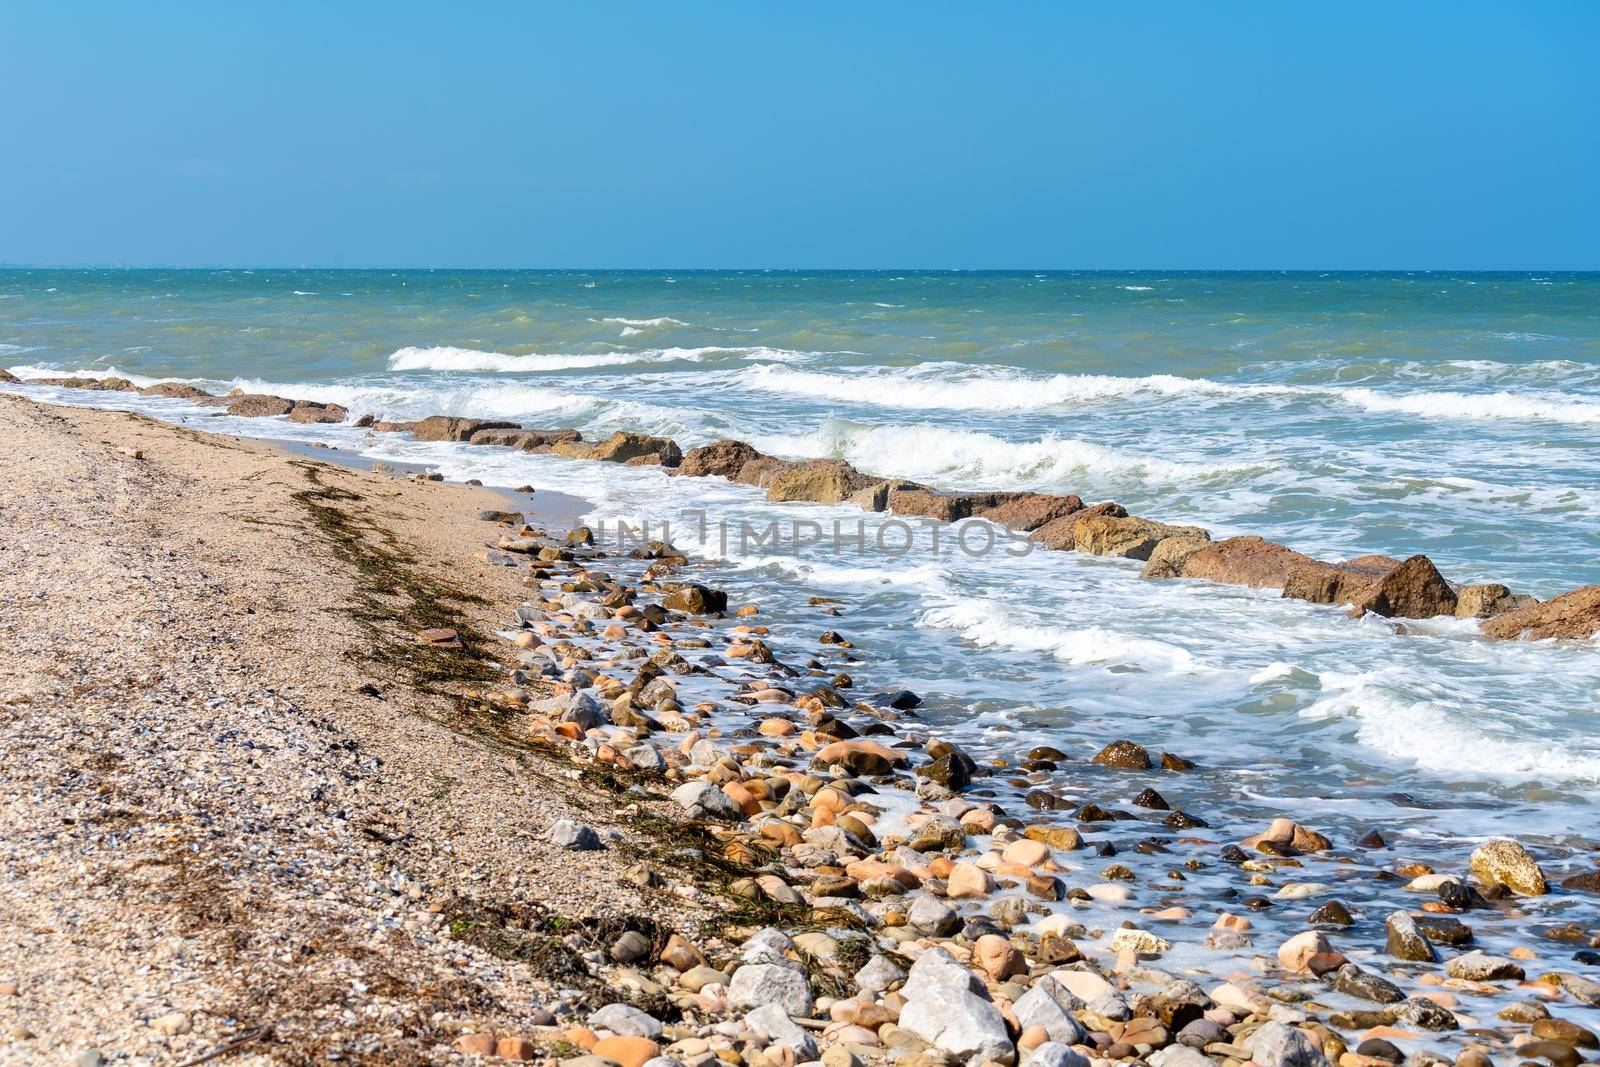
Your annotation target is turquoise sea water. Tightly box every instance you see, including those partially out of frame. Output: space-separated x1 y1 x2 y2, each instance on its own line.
5 269 1600 852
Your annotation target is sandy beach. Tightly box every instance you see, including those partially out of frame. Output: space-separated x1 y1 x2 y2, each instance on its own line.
0 395 702 1063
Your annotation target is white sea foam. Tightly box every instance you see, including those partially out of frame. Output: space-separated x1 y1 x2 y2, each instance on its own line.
389 344 811 373
599 316 691 327
750 419 1259 487
1301 670 1600 782
920 597 1198 671
741 363 1600 426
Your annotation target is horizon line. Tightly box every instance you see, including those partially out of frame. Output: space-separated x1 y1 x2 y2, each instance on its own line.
2 264 1598 275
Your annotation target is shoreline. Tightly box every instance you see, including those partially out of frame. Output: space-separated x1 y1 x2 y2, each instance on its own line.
1 394 1597 1067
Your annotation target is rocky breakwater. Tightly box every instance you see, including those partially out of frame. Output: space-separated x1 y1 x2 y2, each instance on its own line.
12 374 1600 646
411 505 1600 1067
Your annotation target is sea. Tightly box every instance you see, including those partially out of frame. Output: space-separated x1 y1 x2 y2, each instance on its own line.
4 269 1599 868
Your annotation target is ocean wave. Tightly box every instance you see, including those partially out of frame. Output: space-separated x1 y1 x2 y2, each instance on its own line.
751 418 1255 488
740 363 1600 425
599 316 691 327
920 597 1198 671
1302 670 1600 782
6 364 166 388
388 344 812 373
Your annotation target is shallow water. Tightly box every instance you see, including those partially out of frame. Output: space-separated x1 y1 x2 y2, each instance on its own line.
5 269 1599 859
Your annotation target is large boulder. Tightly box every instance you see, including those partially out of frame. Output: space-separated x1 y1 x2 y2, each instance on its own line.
226 394 295 417
729 962 813 1016
1179 536 1325 589
412 415 521 442
676 439 766 479
1481 584 1600 642
765 459 873 504
1469 839 1548 896
1074 514 1209 561
1281 556 1400 606
1349 555 1458 619
554 430 683 466
286 400 350 424
899 985 1013 1065
139 381 212 399
468 426 581 451
1454 583 1531 620
850 479 926 512
0 368 18 383
889 490 1018 523
977 492 1084 532
1140 535 1214 579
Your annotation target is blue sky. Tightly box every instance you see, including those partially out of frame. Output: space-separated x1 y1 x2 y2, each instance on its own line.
3 3 1597 269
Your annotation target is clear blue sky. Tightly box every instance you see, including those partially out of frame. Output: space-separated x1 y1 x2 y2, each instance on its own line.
4 2 1597 269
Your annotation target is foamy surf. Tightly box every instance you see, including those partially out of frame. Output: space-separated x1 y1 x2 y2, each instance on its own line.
388 344 815 373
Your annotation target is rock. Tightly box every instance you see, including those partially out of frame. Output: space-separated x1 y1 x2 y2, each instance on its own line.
729 963 814 1016
888 488 1011 522
1349 555 1458 619
1518 1041 1583 1067
898 985 1013 1065
1333 964 1404 1004
945 862 995 899
1179 536 1326 589
663 584 728 614
553 430 683 466
1090 740 1152 769
676 439 766 479
1140 535 1215 579
1246 1021 1331 1067
671 781 743 821
1242 817 1330 855
1149 1046 1214 1067
1387 997 1458 1031
1455 583 1523 619
611 930 651 963
979 493 1084 532
1074 513 1208 560
139 381 212 399
1309 900 1354 926
590 1003 664 1039
973 933 1027 982
549 819 604 850
746 1003 818 1061
497 1036 539 1061
225 394 294 417
1013 980 1088 1045
287 400 349 424
456 1034 499 1055
412 415 521 442
1109 927 1171 955
1443 951 1524 981
1469 839 1548 895
1277 930 1332 973
901 947 985 1001
1482 584 1600 641
1281 556 1400 606
1385 911 1437 962
152 1010 192 1036
764 459 872 504
908 895 961 937
592 1036 661 1067
1027 1043 1092 1067
855 954 905 994
1531 1018 1599 1049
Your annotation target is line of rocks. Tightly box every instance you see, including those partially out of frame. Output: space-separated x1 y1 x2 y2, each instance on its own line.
13 373 1600 645
416 506 1599 1067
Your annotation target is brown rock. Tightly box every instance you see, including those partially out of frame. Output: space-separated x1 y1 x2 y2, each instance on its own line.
977 493 1085 532
0 368 18 383
1090 740 1152 770
554 430 683 466
1139 535 1214 579
225 394 295 417
888 489 1016 522
286 400 350 424
1349 554 1458 619
677 439 766 478
496 1036 540 1061
592 1036 660 1067
412 415 521 442
1074 514 1208 560
469 426 582 451
1454 583 1529 620
766 459 874 504
455 1033 498 1055
1179 535 1326 589
1481 584 1600 642
662 584 728 614
1243 817 1330 854
1282 556 1401 606
138 381 212 399
973 933 1027 981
